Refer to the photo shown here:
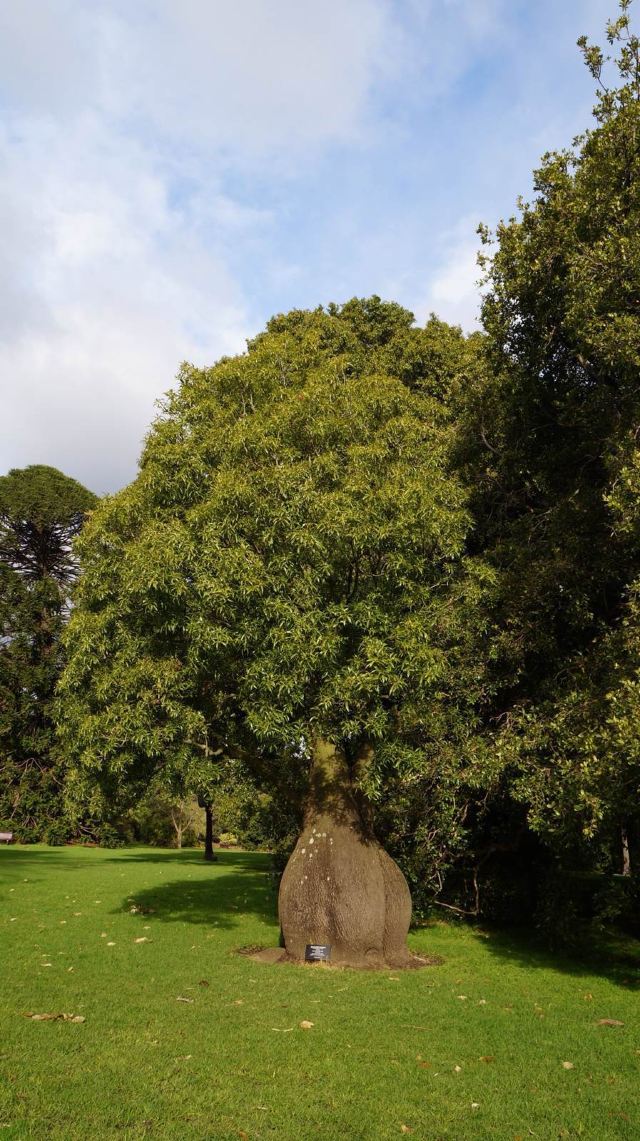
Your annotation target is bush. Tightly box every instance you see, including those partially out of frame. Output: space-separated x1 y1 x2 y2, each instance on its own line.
592 874 640 937
96 823 125 849
10 822 39 844
44 819 72 846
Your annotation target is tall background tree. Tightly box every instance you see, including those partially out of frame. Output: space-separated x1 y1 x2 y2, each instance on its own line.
451 0 640 933
0 465 97 841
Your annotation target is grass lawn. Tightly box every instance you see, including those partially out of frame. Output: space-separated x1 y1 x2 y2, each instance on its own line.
0 847 638 1140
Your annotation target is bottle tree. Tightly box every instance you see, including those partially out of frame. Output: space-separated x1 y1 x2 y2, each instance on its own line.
59 299 491 966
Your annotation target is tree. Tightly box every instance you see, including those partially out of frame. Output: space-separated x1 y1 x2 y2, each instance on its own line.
463 1 640 897
0 465 97 839
131 780 204 848
59 299 492 966
0 465 97 584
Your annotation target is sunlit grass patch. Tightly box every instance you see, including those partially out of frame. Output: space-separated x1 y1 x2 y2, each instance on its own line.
1 846 638 1140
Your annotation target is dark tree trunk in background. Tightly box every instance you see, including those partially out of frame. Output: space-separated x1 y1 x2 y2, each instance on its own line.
204 804 217 862
621 824 631 877
278 739 415 969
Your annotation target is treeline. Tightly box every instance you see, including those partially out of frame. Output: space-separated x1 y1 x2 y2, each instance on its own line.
2 6 640 941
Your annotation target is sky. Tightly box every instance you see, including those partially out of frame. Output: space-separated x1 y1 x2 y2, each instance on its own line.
0 0 618 495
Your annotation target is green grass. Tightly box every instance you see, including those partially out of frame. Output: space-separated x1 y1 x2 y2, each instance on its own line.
1 847 639 1140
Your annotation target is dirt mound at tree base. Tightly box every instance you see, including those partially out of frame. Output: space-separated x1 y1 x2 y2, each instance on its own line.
240 946 443 970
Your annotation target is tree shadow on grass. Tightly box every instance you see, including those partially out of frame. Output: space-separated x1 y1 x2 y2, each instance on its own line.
105 848 268 869
469 923 640 991
0 846 273 901
113 857 279 933
0 847 103 883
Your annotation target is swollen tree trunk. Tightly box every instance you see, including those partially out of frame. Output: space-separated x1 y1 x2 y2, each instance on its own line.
278 739 414 969
204 804 217 862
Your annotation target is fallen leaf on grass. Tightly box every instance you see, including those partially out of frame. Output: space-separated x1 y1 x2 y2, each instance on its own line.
238 1131 249 1140
232 1000 244 1006
24 1012 85 1023
199 979 210 987
299 1020 314 1029
597 1018 624 1027
134 937 150 944
471 1103 480 1110
479 1056 495 1064
562 1061 574 1070
176 996 194 1004
417 1061 431 1070
456 995 467 1001
400 1127 413 1135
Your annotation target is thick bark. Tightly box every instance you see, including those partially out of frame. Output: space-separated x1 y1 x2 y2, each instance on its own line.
204 804 217 862
278 739 414 969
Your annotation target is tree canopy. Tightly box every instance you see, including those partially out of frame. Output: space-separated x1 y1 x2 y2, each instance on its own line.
0 465 98 584
60 302 487 784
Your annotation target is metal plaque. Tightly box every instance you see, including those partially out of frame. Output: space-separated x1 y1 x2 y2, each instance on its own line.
304 943 331 962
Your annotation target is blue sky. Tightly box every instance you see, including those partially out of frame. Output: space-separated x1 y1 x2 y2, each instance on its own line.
0 0 617 493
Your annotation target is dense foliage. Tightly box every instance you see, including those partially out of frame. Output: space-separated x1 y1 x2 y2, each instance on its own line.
449 1 640 931
58 301 493 875
0 466 97 840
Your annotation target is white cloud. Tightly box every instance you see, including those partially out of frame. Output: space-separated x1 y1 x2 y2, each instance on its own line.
0 0 618 494
418 218 484 331
0 0 401 492
0 0 399 154
0 114 252 493
114 0 397 153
